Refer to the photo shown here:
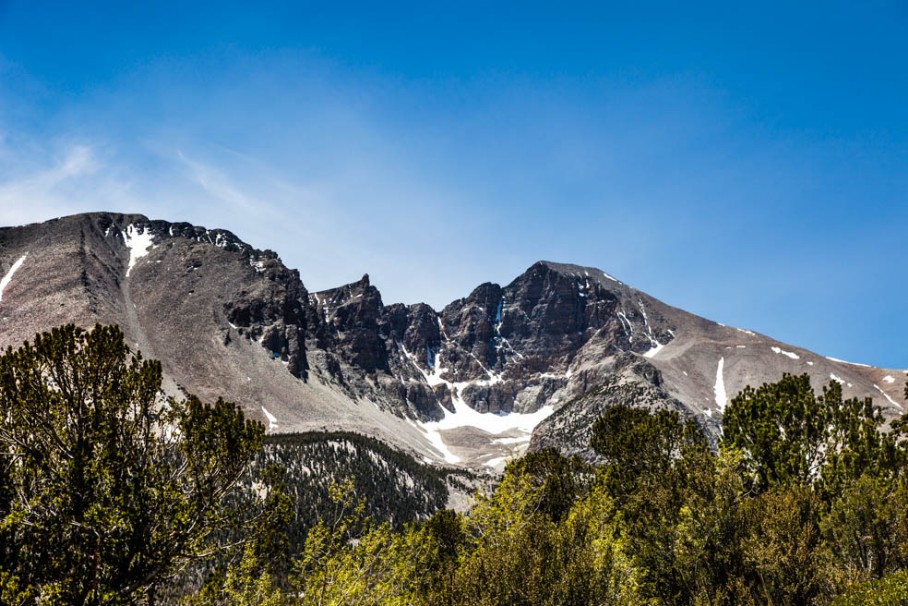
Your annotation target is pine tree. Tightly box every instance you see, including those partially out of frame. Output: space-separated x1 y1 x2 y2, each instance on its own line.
722 374 907 494
0 324 265 605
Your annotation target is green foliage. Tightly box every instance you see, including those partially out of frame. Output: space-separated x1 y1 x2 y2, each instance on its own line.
741 485 831 604
556 483 643 605
722 374 906 494
182 544 282 606
0 324 265 605
446 454 638 606
722 373 832 491
822 475 908 581
6 330 908 606
453 469 560 606
503 448 592 521
297 520 424 606
591 405 696 476
0 570 35 605
589 404 713 601
831 570 908 605
671 449 751 604
275 379 908 606
289 478 427 606
591 404 705 501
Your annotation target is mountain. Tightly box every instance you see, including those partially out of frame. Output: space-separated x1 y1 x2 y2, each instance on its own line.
1 212 904 469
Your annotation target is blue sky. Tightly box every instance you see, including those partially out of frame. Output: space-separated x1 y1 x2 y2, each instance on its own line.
1 1 906 368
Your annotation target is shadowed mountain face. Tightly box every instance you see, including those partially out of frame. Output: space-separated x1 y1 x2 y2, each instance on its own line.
1 212 905 469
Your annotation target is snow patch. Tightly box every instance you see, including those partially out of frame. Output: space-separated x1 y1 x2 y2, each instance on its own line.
250 258 267 273
807 361 814 366
423 425 461 464
538 372 567 380
0 254 28 304
261 406 278 430
737 328 756 336
493 435 532 446
874 385 902 409
826 356 872 368
403 346 554 463
423 393 555 436
884 375 896 384
485 456 507 470
771 346 800 360
830 373 845 385
199 229 238 249
643 342 664 358
714 357 727 411
123 224 155 277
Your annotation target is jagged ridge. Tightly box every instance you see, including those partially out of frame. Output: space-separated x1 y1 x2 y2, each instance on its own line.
1 212 904 469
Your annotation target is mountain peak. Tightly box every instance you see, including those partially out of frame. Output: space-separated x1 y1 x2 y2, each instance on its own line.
520 260 624 287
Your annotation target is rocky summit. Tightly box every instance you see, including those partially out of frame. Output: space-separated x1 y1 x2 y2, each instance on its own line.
1 212 905 470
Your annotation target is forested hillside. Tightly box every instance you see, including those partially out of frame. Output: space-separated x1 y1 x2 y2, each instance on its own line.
253 431 481 554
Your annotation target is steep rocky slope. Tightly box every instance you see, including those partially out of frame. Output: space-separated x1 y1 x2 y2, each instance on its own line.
1 212 904 469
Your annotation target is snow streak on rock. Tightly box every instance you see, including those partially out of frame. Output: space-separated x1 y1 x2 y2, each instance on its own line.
771 346 800 360
714 357 727 412
826 356 872 368
830 373 845 385
261 406 279 430
639 301 664 358
124 225 155 277
0 254 27 304
874 385 902 409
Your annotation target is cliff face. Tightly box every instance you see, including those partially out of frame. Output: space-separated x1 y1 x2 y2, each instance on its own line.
1 213 904 469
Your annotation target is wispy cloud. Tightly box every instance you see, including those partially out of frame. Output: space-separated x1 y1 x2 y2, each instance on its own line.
176 150 258 211
0 143 120 225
